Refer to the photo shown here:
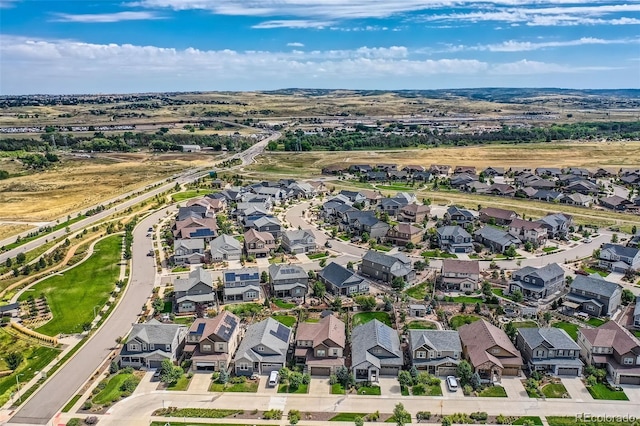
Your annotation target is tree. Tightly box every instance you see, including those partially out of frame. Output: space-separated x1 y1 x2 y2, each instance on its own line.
109 361 120 374
355 295 376 311
16 252 26 264
288 372 303 390
460 302 467 313
152 298 164 313
505 321 517 341
543 311 552 324
313 281 326 298
409 365 419 380
632 225 637 235
261 271 269 283
470 372 481 390
346 261 354 271
336 365 353 388
611 233 618 243
5 352 23 370
512 289 524 303
456 360 473 386
5 257 11 268
319 258 327 267
331 296 343 311
398 370 413 388
392 276 406 291
217 369 229 384
505 245 517 258
160 359 183 385
622 289 635 304
524 241 533 252
442 418 452 426
267 140 278 151
481 281 492 297
474 302 481 314
393 403 411 426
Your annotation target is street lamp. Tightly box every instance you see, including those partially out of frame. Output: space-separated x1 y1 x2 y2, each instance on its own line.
16 373 24 404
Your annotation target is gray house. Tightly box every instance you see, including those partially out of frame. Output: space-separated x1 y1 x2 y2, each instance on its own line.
515 328 583 376
536 213 572 239
209 234 242 262
318 262 370 296
599 244 640 273
119 319 187 369
249 216 282 239
408 330 462 376
351 319 403 382
223 267 261 303
445 206 476 225
565 275 622 317
281 229 317 254
437 226 474 254
474 226 521 253
359 250 415 285
353 215 390 240
173 238 206 265
509 263 565 300
634 296 640 329
174 267 216 313
233 318 292 376
269 264 309 299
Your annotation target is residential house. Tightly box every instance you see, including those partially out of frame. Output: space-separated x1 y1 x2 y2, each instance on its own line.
445 206 476 225
515 187 538 199
318 262 370 296
440 259 480 292
408 330 462 376
437 226 474 254
536 213 572 239
528 179 557 190
244 228 276 258
483 167 505 177
209 234 242 262
386 223 424 246
600 196 633 211
404 165 426 173
282 229 317 254
349 164 372 174
479 207 518 225
174 215 218 241
223 267 261 303
339 190 367 205
463 181 490 194
486 183 516 197
561 193 594 207
429 164 451 176
351 319 403 382
565 275 622 317
535 167 562 177
577 321 640 384
474 226 521 253
353 215 390 240
118 319 187 369
378 197 409 217
188 196 227 214
413 171 433 182
458 319 523 381
450 173 478 187
366 171 388 181
398 204 430 223
173 239 206 265
508 263 565 300
516 328 583 376
233 318 291 376
634 296 640 329
389 170 409 180
360 250 415 285
287 181 316 199
531 190 563 203
294 314 346 376
248 216 282 239
566 167 592 178
269 264 309 299
455 166 476 175
184 311 242 372
174 268 216 314
565 180 600 195
508 218 548 245
376 163 397 172
598 244 640 272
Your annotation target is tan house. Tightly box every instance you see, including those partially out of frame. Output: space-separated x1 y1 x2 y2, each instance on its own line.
184 311 243 372
398 204 431 223
458 319 523 382
244 228 276 258
440 259 480 292
294 314 346 376
386 223 424 246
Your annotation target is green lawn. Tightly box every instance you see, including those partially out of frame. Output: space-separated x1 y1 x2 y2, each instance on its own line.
543 246 559 253
162 301 173 313
171 190 206 202
449 315 482 330
582 267 609 277
152 408 242 418
92 372 140 405
586 383 629 400
352 311 392 327
422 250 457 259
411 384 443 396
273 299 296 309
167 375 192 391
586 318 606 327
330 413 368 421
61 394 82 412
633 330 640 338
277 383 308 394
173 316 195 326
451 295 483 304
371 244 392 252
406 321 437 330
513 417 543 425
355 385 381 395
171 266 190 273
492 288 505 297
547 416 636 426
552 322 580 341
272 315 296 327
541 383 569 398
405 282 430 300
330 383 346 394
307 252 328 260
225 303 262 317
209 381 259 393
477 386 507 397
512 321 538 328
18 235 122 336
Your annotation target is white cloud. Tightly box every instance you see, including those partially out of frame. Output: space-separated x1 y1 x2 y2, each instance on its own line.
252 20 332 29
447 37 639 52
0 0 19 8
287 42 304 47
52 11 164 23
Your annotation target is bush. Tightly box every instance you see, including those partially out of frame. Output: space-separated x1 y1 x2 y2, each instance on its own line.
230 376 246 384
84 416 99 425
119 377 138 394
66 419 82 426
365 411 380 422
470 412 488 421
302 373 311 385
329 374 338 385
121 366 134 375
463 384 473 396
82 400 93 410
263 409 283 420
109 361 119 374
417 411 431 421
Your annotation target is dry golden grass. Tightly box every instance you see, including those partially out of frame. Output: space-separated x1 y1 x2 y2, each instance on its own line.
0 224 35 238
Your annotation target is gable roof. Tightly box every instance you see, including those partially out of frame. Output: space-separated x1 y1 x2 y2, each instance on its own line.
409 330 461 353
174 267 213 292
283 229 315 242
442 259 479 275
233 317 291 363
318 262 368 289
570 274 621 298
296 314 346 348
363 250 411 268
479 207 518 220
458 319 522 367
269 263 308 282
244 228 274 243
188 311 240 343
579 321 640 355
253 216 281 228
128 319 186 346
513 262 564 282
351 319 402 367
474 226 521 247
517 327 579 351
210 234 241 251
224 267 260 283
601 243 640 259
446 205 475 219
510 218 546 231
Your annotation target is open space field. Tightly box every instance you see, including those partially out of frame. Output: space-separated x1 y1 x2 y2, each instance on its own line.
0 224 35 240
18 234 122 336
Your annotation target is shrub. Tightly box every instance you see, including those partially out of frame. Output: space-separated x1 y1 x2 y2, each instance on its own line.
211 372 220 382
66 419 82 426
82 400 93 410
470 412 488 421
119 377 138 394
496 414 507 424
84 416 99 425
302 373 311 385
230 376 246 384
263 409 283 420
365 411 380 422
121 366 134 374
329 374 338 385
463 384 473 396
109 361 119 374
417 411 431 421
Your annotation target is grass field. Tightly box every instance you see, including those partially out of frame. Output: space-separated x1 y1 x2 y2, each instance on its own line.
586 383 628 400
513 417 543 425
172 189 209 202
209 381 258 393
422 250 457 259
355 385 381 395
0 224 35 240
405 282 430 300
541 383 569 398
352 312 392 327
449 315 482 330
0 328 61 406
407 321 437 330
273 299 296 309
92 371 141 405
331 383 346 394
167 374 192 391
552 322 580 341
277 383 308 394
477 386 507 397
512 321 538 328
330 413 368 421
272 315 296 327
18 234 122 336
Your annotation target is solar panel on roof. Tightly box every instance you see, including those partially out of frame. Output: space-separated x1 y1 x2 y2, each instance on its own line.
376 322 392 348
224 272 235 281
270 323 290 342
190 322 206 334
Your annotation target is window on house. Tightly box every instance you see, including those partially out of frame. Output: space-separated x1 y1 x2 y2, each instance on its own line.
239 363 248 370
202 344 212 352
416 351 426 359
332 349 339 356
491 348 500 354
317 349 326 357
142 344 147 351
258 346 264 352
217 343 225 351
557 350 564 356
623 358 633 365
128 343 139 351
149 344 154 350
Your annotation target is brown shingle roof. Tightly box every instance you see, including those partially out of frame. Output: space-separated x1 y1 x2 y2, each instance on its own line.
580 321 640 355
188 311 240 343
510 218 546 231
480 207 517 220
295 314 346 349
442 259 480 275
458 319 522 369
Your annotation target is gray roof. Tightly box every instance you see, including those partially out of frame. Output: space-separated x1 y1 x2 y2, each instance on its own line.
351 319 402 367
537 213 572 228
474 226 521 246
363 250 411 268
224 285 261 296
601 243 639 260
409 330 462 353
355 215 386 227
128 319 186 345
319 262 368 288
174 267 213 292
253 216 281 228
210 234 241 251
513 263 564 282
269 263 308 282
174 238 205 250
438 225 472 240
233 317 291 363
517 327 580 350
283 229 315 242
570 274 621 298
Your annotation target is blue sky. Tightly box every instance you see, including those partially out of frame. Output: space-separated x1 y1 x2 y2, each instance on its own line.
0 0 639 94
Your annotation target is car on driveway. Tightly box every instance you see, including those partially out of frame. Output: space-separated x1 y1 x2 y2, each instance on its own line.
152 369 161 381
446 376 458 392
147 250 154 257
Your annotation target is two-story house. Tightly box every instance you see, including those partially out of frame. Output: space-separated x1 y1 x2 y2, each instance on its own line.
408 330 462 376
353 215 390 240
223 267 261 303
578 321 640 384
359 250 415 285
398 204 430 223
599 244 640 273
247 216 281 239
509 263 565 300
440 259 480 292
269 264 309 299
536 213 572 239
244 228 276 258
479 207 518 225
458 319 523 382
173 238 206 265
118 319 187 369
634 296 640 329
233 317 291 376
209 234 242 262
351 319 403 382
378 197 409 217
565 275 622 317
173 267 216 313
318 262 370 296
437 226 474 254
281 229 317 254
294 314 346 376
474 226 521 254
515 328 583 376
508 218 548 245
184 311 242 372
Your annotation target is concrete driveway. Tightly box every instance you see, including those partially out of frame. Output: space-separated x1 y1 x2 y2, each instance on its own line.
619 384 640 403
440 378 463 397
378 377 402 396
188 372 212 392
500 377 528 399
309 377 330 395
561 377 592 402
134 371 159 395
259 376 279 394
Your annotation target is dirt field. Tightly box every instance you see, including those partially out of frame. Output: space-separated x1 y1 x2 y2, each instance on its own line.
246 141 640 177
0 153 215 222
